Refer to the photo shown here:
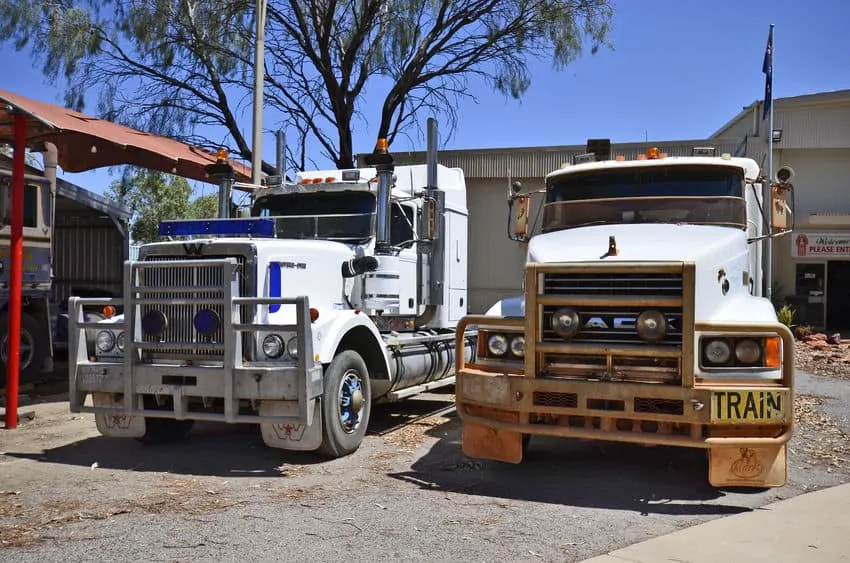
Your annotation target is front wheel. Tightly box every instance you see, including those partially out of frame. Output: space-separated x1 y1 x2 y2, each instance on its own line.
0 312 48 386
317 350 372 458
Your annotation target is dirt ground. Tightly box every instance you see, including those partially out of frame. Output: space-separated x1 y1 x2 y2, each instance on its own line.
1 355 849 561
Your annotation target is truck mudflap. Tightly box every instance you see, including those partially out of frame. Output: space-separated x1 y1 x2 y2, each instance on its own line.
68 258 324 449
453 315 795 489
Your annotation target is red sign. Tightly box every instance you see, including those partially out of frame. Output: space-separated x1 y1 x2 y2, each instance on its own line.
792 232 850 259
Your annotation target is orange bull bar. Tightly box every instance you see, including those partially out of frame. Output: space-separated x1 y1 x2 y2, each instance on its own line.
454 315 795 488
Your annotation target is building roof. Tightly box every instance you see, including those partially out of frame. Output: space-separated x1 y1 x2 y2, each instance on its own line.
710 89 850 139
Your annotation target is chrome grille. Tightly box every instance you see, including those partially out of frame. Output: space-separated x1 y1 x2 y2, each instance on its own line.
139 255 249 360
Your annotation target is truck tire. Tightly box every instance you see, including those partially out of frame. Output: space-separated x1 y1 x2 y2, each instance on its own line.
317 350 372 458
0 312 48 386
136 396 194 445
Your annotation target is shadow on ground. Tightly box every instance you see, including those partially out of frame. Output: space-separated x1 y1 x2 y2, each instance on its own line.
2 395 456 478
387 414 760 517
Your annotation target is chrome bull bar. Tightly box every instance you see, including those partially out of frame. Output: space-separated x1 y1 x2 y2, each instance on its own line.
68 258 323 425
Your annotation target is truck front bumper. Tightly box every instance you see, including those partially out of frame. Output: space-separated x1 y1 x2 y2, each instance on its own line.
456 369 792 449
71 360 323 424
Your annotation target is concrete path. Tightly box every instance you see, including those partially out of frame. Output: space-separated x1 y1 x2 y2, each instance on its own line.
583 483 850 562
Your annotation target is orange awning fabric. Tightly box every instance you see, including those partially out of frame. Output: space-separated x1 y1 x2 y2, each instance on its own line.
0 88 256 187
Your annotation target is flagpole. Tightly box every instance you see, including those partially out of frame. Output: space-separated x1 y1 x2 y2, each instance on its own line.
764 24 775 302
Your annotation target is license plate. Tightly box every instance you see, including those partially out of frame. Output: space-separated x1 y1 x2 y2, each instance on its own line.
711 390 786 423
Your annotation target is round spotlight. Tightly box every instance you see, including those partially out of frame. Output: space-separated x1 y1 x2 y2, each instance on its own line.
550 308 580 339
636 310 668 342
193 308 221 336
735 339 762 364
141 310 168 336
95 330 115 353
510 335 526 358
487 334 508 356
263 334 285 359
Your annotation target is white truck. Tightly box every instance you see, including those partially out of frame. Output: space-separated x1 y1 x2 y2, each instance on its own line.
68 118 475 457
454 141 797 489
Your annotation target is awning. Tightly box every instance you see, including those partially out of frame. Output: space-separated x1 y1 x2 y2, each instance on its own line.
0 88 256 187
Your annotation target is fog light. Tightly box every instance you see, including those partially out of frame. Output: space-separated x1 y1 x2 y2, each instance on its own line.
510 335 526 357
636 310 667 342
551 308 580 339
116 332 125 352
735 339 762 364
141 310 168 335
286 336 298 359
487 334 508 356
704 339 731 364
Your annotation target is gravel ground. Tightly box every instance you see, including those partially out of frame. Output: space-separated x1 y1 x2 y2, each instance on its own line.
1 368 848 562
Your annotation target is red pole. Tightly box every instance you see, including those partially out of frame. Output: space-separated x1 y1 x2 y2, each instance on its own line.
4 112 25 429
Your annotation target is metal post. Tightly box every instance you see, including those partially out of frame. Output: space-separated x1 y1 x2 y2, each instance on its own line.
764 24 775 301
4 112 25 430
251 0 268 186
218 175 234 219
276 129 286 178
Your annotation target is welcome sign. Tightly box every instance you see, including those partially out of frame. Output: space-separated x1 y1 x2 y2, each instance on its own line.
792 232 850 259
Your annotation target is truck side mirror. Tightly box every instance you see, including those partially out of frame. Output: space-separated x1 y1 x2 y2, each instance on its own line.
771 186 788 229
509 194 531 241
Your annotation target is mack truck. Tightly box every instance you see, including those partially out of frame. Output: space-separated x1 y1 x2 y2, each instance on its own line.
454 140 797 489
67 118 476 457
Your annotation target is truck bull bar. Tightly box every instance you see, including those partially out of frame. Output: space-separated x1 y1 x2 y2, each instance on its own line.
68 258 323 426
454 315 795 449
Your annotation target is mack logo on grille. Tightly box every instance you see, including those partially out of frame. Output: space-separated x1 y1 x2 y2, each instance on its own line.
182 242 205 256
583 315 678 332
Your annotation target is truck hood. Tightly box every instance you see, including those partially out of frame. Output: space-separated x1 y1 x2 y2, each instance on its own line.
528 223 748 264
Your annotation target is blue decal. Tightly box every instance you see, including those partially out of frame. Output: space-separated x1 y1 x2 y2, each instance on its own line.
269 262 281 313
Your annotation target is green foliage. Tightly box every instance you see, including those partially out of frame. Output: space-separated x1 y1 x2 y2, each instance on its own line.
0 0 614 170
776 304 795 328
108 167 218 244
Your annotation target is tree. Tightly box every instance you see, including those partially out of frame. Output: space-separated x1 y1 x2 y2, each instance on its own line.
109 168 196 244
0 1 613 170
189 193 219 219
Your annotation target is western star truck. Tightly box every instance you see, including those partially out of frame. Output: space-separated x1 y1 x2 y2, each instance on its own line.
454 140 796 489
67 118 476 457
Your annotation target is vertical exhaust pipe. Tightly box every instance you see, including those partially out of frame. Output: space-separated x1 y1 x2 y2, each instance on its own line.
275 129 286 181
427 117 438 191
364 138 394 255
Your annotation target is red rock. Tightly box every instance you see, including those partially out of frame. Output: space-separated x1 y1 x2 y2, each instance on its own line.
808 340 830 350
809 333 828 342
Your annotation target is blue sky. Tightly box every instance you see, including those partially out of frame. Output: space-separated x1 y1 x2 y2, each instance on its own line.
0 0 847 199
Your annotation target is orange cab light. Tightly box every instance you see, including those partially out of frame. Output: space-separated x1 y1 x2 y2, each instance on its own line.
216 148 228 162
309 308 320 322
764 336 781 368
646 147 660 159
375 138 389 152
615 155 626 162
312 178 322 184
324 176 336 183
102 305 116 318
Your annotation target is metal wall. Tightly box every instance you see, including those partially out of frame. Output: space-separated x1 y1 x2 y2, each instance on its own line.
53 197 125 305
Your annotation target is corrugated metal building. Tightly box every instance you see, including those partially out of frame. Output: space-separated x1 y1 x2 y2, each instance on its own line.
383 89 850 327
711 89 850 331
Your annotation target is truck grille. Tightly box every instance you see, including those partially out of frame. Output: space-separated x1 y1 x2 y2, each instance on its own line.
541 272 684 347
138 254 252 360
538 270 686 384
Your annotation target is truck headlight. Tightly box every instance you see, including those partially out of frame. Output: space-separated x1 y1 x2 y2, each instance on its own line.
487 334 509 356
286 336 298 359
700 335 780 369
510 335 525 357
735 339 762 364
262 334 284 359
116 332 125 352
95 330 116 353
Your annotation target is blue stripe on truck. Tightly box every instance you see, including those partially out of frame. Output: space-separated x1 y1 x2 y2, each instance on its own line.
269 262 281 313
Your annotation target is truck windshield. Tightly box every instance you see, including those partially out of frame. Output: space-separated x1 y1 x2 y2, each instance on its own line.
543 164 747 232
252 191 375 243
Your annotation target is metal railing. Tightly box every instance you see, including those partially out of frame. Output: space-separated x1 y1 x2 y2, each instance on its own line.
68 257 322 425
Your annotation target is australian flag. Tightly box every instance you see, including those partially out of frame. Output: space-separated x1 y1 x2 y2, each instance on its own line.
762 25 774 120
